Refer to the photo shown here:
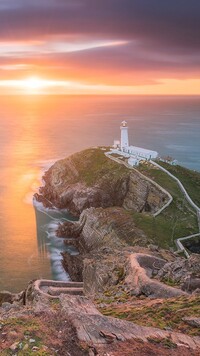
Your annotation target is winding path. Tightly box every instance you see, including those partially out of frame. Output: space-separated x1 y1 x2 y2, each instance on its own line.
150 160 200 258
106 152 200 258
150 161 200 214
105 152 173 216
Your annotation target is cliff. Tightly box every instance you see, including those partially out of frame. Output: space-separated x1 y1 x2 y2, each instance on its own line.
35 147 200 295
31 147 200 354
36 148 168 216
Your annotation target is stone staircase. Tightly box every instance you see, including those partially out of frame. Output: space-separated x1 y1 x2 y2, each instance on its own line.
47 282 84 296
32 280 84 299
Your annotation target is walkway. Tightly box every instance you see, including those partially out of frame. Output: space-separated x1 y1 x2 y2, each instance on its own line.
32 280 84 299
150 160 200 257
150 161 200 214
106 152 200 258
105 152 173 216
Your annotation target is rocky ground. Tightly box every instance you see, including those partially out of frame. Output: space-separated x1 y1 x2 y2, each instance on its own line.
0 286 200 356
27 147 200 355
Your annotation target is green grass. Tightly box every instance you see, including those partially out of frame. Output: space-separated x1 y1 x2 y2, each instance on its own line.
57 149 199 250
100 295 200 336
71 148 130 186
132 162 199 249
72 151 199 249
157 161 200 207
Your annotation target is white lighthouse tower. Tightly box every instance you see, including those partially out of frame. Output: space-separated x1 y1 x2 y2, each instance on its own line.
120 121 129 151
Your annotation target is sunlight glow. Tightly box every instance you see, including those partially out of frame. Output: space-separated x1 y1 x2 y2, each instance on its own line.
22 77 47 90
0 76 200 95
0 76 70 94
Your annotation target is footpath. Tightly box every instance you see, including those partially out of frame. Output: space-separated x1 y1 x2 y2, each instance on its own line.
106 152 200 258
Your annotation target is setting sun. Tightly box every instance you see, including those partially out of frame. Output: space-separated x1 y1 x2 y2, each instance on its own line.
22 77 46 91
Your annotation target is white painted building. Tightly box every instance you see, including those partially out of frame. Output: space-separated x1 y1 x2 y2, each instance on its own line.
120 121 129 150
124 145 158 160
113 121 158 165
128 156 140 167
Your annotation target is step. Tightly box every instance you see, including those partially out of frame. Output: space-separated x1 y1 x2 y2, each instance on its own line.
48 286 84 296
40 281 83 288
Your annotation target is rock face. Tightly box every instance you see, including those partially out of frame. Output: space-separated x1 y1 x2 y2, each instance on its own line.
1 283 200 355
83 250 188 298
61 252 83 282
60 294 200 351
58 207 148 251
157 254 200 293
35 148 168 216
59 206 151 291
125 253 187 298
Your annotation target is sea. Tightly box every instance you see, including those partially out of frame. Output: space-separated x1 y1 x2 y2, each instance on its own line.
0 95 199 292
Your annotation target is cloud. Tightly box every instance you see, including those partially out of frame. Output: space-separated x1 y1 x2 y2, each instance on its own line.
0 0 199 50
0 0 199 88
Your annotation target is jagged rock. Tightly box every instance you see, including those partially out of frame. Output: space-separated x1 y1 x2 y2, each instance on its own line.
1 302 13 311
35 148 168 216
82 250 186 298
60 294 200 350
0 291 14 305
59 206 148 254
61 252 83 281
182 317 200 328
124 253 187 298
157 254 200 292
9 342 19 351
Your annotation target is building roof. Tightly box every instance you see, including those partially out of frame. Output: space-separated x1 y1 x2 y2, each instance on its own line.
128 145 158 155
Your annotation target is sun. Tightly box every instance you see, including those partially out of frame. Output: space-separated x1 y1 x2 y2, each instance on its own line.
20 76 48 93
23 77 45 89
0 76 70 95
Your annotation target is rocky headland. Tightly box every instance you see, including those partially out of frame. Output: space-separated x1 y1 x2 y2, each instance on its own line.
1 147 200 355
36 148 168 216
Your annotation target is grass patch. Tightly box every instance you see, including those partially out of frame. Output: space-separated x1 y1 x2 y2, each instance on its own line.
132 162 199 248
99 295 200 336
71 148 130 186
147 337 177 349
157 161 200 207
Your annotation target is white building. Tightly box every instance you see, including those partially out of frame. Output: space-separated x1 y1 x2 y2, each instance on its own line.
113 121 158 165
128 156 140 167
124 145 158 160
120 120 129 150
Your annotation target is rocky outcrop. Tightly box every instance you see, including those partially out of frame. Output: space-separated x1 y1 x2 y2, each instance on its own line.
61 252 84 282
125 253 187 298
59 206 150 289
60 294 200 351
157 254 200 293
1 282 199 355
83 250 188 298
35 148 168 216
0 290 24 306
123 172 167 213
58 207 148 252
83 247 128 295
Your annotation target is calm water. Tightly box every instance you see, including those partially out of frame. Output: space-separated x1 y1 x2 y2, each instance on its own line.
0 95 199 292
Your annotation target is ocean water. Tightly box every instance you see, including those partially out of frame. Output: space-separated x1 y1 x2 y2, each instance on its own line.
0 95 199 292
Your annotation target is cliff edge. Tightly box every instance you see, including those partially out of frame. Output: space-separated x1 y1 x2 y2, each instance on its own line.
36 148 168 216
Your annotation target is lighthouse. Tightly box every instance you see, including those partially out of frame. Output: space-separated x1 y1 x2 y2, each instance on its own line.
120 121 129 151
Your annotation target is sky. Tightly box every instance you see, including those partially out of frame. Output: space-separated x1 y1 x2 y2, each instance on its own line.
0 0 200 95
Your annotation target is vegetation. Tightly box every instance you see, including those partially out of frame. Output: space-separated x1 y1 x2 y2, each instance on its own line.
0 306 86 355
157 161 200 207
71 148 130 186
132 162 199 249
99 295 200 336
58 148 199 249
